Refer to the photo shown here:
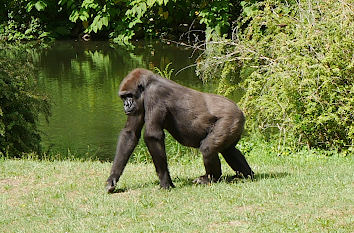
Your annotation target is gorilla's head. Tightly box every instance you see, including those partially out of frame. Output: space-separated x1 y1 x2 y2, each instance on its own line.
119 68 151 115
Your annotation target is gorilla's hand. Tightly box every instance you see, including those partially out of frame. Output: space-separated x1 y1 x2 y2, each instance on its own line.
106 174 119 193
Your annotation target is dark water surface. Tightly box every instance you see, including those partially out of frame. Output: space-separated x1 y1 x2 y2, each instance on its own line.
35 40 211 161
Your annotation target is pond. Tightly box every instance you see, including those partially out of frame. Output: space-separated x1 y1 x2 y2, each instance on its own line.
35 40 214 161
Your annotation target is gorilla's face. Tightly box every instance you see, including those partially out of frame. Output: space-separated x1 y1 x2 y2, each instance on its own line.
119 84 144 116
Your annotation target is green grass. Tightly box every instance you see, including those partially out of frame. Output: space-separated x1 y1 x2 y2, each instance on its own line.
0 152 353 232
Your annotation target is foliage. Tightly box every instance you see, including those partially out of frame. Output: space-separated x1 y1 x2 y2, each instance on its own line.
0 0 241 43
0 0 73 41
197 0 354 152
0 44 50 157
198 0 231 41
59 0 114 34
154 62 174 79
0 1 45 41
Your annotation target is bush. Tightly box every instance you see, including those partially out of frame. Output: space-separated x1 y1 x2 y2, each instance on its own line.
0 0 241 43
0 43 50 157
197 0 354 152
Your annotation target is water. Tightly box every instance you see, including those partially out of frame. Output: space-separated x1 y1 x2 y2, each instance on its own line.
35 40 212 161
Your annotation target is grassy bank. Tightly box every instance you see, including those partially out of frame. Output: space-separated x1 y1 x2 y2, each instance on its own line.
0 153 353 232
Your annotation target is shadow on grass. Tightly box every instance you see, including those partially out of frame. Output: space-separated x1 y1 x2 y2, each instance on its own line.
110 180 161 194
222 172 289 183
172 172 290 188
109 172 290 193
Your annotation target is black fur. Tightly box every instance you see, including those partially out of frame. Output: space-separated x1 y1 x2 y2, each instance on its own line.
106 68 254 193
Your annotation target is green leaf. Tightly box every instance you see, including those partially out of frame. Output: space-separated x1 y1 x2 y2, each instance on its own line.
128 21 136 29
39 31 51 38
69 10 80 22
26 2 34 12
101 16 109 27
243 6 257 17
136 6 142 17
97 20 103 30
79 10 90 21
34 1 47 11
140 2 147 13
24 29 32 35
147 0 155 7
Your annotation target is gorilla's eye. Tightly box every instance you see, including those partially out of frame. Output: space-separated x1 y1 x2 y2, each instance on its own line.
138 84 144 92
121 93 133 99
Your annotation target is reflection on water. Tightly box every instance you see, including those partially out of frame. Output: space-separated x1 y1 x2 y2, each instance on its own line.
34 40 211 161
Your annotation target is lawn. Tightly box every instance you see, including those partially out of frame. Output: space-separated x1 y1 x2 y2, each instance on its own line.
0 152 353 232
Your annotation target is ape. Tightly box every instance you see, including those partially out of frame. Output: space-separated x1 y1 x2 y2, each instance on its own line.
106 68 254 193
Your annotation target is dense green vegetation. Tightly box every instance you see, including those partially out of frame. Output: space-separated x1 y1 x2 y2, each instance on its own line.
0 0 352 156
0 0 240 43
0 44 50 157
1 153 352 232
198 0 354 153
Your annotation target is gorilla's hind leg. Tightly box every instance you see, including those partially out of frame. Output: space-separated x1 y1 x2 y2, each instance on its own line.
221 146 254 179
194 139 222 184
196 152 222 184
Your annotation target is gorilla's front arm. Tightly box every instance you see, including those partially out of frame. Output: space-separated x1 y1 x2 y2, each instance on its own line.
143 106 175 189
106 114 144 193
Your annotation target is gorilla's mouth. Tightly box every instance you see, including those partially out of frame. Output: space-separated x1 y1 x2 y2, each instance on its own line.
125 110 136 115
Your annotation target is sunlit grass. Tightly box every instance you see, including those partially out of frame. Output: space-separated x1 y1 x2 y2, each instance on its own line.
1 151 352 232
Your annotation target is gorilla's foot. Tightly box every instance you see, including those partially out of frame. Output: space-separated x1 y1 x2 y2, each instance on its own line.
193 174 219 185
106 175 119 193
106 184 116 193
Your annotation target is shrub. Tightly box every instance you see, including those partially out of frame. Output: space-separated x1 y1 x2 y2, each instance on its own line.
0 0 241 43
197 0 354 152
0 43 50 157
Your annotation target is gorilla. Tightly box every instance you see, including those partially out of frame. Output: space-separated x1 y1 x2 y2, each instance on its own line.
106 68 254 193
